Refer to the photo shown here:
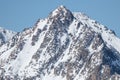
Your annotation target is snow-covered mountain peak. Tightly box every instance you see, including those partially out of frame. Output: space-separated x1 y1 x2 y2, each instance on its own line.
50 5 69 16
0 27 16 46
0 6 120 80
48 6 74 26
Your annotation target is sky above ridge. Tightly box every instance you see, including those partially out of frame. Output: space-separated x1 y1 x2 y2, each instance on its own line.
0 0 120 37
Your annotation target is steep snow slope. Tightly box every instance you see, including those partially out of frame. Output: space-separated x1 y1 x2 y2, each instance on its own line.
73 12 120 53
0 6 120 80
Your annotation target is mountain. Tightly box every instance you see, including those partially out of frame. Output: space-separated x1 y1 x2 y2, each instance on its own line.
0 27 16 46
0 5 120 80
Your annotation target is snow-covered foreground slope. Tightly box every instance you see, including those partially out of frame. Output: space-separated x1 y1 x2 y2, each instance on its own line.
0 5 120 80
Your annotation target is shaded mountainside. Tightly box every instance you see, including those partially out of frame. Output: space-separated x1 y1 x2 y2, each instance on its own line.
0 5 120 80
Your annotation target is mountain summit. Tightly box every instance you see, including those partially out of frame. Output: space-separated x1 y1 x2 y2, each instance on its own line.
0 27 16 46
0 6 120 80
48 5 73 26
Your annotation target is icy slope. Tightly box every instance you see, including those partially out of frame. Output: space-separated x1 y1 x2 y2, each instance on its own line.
0 6 120 80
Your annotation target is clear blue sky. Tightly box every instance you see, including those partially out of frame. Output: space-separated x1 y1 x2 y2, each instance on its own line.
0 0 120 37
